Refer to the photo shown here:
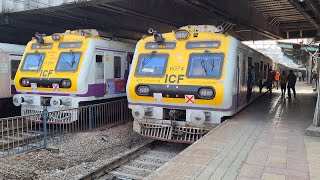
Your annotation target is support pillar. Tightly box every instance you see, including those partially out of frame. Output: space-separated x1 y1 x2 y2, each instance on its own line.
308 55 313 84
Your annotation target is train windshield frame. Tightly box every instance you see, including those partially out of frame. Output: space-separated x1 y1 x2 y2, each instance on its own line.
135 53 168 77
187 52 224 78
21 53 45 71
55 52 82 72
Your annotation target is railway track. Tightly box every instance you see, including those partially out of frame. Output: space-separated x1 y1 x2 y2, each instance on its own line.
81 141 189 180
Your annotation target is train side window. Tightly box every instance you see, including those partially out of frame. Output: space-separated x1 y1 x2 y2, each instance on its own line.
127 54 134 71
114 56 121 78
96 55 103 63
241 55 246 86
260 61 263 72
11 60 20 80
264 65 267 78
254 62 259 75
248 57 253 66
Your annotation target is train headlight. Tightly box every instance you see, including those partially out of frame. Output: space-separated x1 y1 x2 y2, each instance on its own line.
190 111 205 125
175 30 189 40
198 87 214 99
52 33 62 41
20 78 30 87
61 79 71 88
13 95 23 107
50 97 61 109
136 85 150 95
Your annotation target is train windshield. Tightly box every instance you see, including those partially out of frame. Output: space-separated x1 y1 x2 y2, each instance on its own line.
56 52 81 71
21 53 45 71
187 52 224 78
135 53 168 76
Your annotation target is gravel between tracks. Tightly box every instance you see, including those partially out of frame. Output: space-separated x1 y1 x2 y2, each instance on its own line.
0 122 151 180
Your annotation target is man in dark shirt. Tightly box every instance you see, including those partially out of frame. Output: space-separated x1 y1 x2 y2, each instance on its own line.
287 70 297 98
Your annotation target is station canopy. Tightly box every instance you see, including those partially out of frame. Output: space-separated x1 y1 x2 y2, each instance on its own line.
1 0 320 44
243 39 318 70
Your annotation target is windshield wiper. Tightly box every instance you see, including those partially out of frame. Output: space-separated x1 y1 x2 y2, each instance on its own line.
37 54 43 67
142 51 157 67
70 51 76 67
204 50 215 71
200 58 207 76
64 52 76 68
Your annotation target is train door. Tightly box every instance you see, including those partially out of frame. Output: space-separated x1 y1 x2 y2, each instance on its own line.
113 52 127 94
104 51 127 95
237 51 247 107
94 51 105 97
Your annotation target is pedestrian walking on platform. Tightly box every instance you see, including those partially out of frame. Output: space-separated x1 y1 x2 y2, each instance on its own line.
287 70 296 98
312 72 318 91
298 71 302 81
275 71 280 89
280 71 287 96
302 72 306 82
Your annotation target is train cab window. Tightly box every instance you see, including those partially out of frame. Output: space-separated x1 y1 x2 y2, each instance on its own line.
21 53 45 71
56 52 81 71
11 60 20 80
114 56 121 78
187 53 224 78
135 53 168 77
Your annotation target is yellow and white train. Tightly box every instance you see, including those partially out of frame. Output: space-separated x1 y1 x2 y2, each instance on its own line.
127 25 294 143
13 30 135 123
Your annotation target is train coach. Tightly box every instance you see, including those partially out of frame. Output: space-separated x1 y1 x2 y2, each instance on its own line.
127 25 293 143
0 43 25 117
13 29 135 123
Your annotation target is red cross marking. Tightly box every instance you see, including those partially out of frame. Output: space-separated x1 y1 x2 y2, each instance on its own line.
53 83 60 91
185 95 195 104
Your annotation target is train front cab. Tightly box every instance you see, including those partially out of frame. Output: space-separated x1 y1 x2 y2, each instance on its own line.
127 26 238 143
13 30 133 124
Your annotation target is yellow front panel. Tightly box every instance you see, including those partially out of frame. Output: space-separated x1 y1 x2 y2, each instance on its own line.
128 31 231 106
15 34 92 93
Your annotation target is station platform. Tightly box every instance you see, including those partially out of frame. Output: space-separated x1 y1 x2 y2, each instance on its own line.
146 82 319 180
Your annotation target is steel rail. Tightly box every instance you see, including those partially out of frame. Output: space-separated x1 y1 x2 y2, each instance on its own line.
79 141 155 180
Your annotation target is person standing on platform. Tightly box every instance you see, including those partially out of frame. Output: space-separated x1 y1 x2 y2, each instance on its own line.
312 72 318 91
298 71 302 81
275 71 280 90
302 71 306 82
267 69 274 97
287 70 297 98
280 71 287 96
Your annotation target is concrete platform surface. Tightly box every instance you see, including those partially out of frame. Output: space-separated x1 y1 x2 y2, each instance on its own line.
146 82 320 180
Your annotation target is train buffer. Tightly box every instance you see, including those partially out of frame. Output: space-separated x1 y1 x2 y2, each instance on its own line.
146 82 320 180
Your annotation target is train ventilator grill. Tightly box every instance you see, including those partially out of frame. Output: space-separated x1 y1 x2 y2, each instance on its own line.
140 123 209 143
